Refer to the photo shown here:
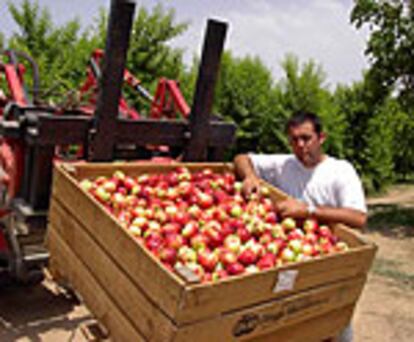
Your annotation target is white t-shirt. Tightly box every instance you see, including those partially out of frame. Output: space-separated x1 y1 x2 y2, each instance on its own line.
249 154 367 213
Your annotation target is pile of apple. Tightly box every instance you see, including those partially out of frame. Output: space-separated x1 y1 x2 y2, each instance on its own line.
79 167 349 283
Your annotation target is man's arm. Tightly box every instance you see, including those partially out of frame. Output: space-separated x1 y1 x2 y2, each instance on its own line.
276 197 367 229
233 154 262 195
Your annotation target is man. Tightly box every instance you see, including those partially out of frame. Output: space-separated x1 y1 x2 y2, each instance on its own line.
234 111 367 229
234 111 366 342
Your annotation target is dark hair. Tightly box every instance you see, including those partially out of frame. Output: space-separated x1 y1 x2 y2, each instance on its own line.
286 111 323 135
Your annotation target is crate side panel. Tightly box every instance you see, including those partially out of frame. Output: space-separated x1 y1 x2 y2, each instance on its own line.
247 304 355 342
174 276 365 341
52 165 184 319
70 162 234 180
47 229 145 342
178 244 375 322
49 199 176 341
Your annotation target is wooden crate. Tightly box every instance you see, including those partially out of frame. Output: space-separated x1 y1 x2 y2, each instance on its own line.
47 162 377 342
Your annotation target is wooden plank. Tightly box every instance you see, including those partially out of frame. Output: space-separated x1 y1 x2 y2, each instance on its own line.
177 244 375 322
184 19 228 161
47 229 144 342
70 161 234 180
51 164 185 320
248 304 355 342
48 199 176 341
173 277 364 341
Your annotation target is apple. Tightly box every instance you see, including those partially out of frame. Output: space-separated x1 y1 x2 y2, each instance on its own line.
266 241 280 255
164 233 185 250
224 235 242 254
238 248 258 266
145 233 164 252
270 223 286 239
159 247 177 265
319 225 333 238
128 225 142 237
257 253 276 270
182 221 199 239
102 180 117 193
162 222 180 235
264 211 277 224
219 250 238 266
303 218 319 233
177 246 197 263
113 170 126 182
80 179 94 192
281 247 296 263
281 217 296 231
230 204 243 218
197 191 214 209
226 262 245 275
94 187 111 203
131 216 148 229
190 234 209 251
198 249 219 272
302 243 315 256
236 227 251 243
288 239 303 254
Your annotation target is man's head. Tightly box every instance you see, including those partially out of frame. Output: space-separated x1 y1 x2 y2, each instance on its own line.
286 111 326 168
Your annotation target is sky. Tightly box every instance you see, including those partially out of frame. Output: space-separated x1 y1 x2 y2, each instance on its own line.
0 0 369 87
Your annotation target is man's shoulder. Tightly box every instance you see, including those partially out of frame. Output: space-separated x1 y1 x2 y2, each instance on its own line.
249 153 294 163
324 156 356 171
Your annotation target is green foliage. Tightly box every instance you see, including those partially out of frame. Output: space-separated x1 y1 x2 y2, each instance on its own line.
351 0 414 182
351 0 414 110
213 52 277 153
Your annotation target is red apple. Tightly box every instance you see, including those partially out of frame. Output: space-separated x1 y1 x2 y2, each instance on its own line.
182 221 199 239
198 249 219 272
165 233 185 250
159 247 177 265
257 253 276 270
238 248 258 266
226 262 245 275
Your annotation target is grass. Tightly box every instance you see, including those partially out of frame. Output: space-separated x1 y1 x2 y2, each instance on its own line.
372 258 414 290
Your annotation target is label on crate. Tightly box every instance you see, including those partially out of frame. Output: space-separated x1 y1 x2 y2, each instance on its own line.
273 269 298 293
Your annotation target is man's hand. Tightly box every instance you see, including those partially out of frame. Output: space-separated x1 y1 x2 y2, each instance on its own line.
242 175 261 197
276 198 308 219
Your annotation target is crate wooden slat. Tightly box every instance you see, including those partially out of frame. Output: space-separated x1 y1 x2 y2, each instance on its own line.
47 161 377 341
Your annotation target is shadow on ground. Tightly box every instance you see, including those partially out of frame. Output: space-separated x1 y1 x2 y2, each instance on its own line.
367 203 414 238
0 280 90 341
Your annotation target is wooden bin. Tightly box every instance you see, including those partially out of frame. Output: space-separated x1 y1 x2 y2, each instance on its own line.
47 162 377 342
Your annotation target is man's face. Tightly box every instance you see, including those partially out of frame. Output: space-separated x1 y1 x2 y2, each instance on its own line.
288 121 326 168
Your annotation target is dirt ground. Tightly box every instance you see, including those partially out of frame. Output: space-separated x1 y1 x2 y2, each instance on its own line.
1 186 414 341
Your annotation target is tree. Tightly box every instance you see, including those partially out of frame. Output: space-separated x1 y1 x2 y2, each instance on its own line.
351 0 414 180
213 52 277 154
351 0 414 109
